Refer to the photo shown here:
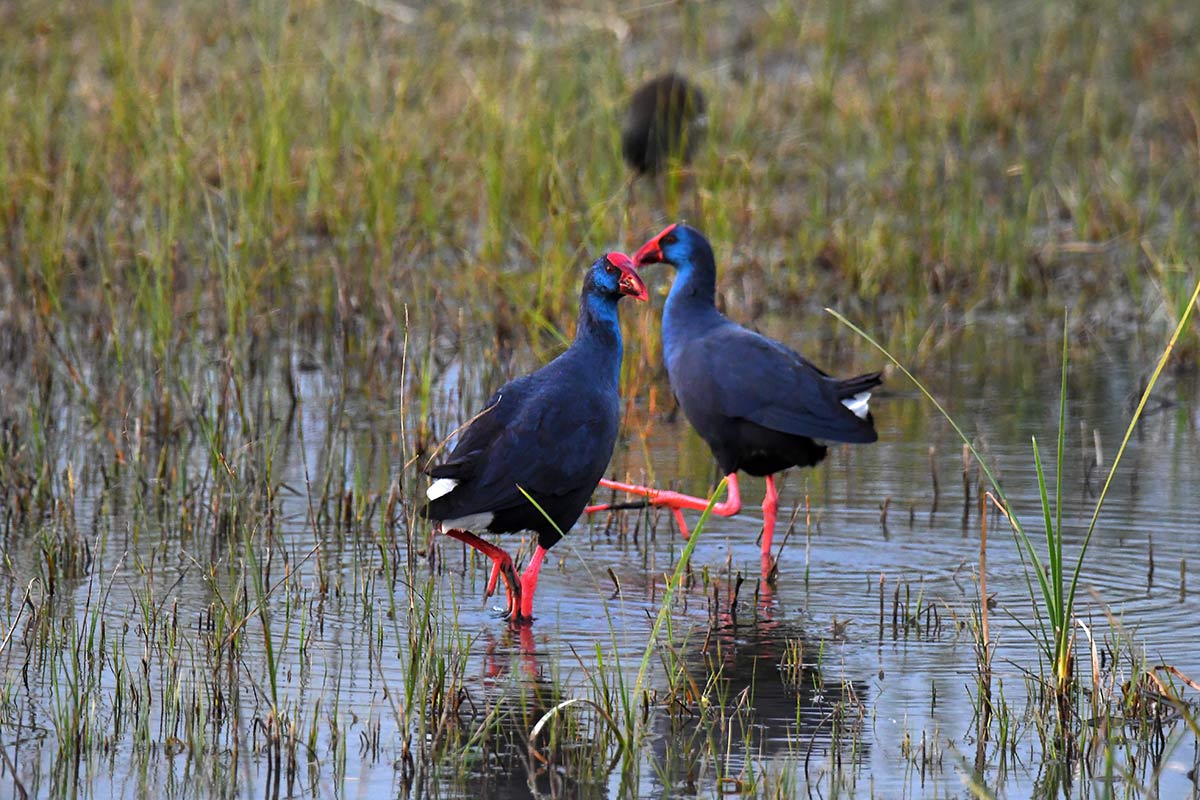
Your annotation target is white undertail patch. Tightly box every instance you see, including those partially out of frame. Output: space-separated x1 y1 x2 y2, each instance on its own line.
426 478 459 500
443 512 494 530
842 391 872 419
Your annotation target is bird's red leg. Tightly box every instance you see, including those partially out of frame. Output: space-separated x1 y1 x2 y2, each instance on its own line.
589 474 741 539
513 544 547 625
672 507 690 539
761 474 779 570
592 475 742 513
486 562 503 596
586 478 651 513
442 528 521 618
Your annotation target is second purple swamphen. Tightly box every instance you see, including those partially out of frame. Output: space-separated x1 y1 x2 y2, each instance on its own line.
596 224 881 569
423 253 648 624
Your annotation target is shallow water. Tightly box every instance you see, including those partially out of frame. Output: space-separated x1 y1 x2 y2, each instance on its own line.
2 322 1198 799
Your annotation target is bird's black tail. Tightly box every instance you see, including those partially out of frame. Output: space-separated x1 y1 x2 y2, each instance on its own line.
835 371 883 399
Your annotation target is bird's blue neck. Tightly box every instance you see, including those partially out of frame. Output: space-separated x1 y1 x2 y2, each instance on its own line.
663 248 722 358
573 292 623 386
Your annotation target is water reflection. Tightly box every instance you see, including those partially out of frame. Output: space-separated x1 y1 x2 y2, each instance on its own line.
647 617 869 797
2 326 1197 799
440 631 616 800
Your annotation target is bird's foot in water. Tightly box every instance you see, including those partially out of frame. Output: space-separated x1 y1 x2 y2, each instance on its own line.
487 546 545 626
486 561 538 626
484 556 523 621
503 609 535 627
493 603 534 627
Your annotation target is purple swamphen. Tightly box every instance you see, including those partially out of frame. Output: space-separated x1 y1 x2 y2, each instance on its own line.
596 224 880 570
423 252 649 624
621 73 707 177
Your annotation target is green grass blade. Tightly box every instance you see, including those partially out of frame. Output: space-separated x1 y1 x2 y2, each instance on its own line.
1064 277 1200 622
516 484 566 540
829 307 1064 669
1031 437 1060 626
633 479 724 698
1054 315 1067 585
826 309 1047 580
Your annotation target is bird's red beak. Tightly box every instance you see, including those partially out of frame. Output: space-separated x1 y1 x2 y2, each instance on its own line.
606 252 649 301
633 224 677 267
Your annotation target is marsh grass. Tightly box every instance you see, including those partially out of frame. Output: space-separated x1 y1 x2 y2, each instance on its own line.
5 1 1200 375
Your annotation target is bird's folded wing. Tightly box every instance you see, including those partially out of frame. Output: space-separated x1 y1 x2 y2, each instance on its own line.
687 329 877 443
458 399 615 510
426 386 513 481
428 374 616 511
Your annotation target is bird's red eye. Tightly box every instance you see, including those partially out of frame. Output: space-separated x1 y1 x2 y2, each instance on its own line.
662 233 677 245
605 260 617 274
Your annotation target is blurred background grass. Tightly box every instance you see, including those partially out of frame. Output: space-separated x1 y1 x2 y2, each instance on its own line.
2 0 1197 403
1 4 1197 794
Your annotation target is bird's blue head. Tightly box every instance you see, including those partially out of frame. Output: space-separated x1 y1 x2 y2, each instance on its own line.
632 223 713 273
585 252 649 303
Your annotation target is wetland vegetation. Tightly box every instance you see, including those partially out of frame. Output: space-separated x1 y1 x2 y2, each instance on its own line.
1 0 1198 797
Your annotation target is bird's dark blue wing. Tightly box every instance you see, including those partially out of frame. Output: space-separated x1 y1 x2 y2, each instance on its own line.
458 385 617 508
674 324 877 443
426 362 619 521
426 378 530 482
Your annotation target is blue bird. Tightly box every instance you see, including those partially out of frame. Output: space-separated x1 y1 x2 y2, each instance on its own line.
599 224 880 570
423 252 648 624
